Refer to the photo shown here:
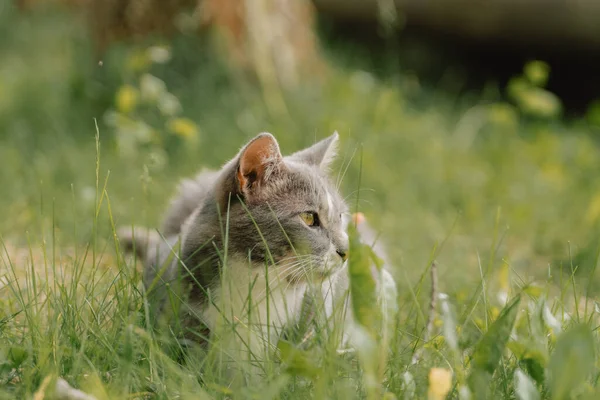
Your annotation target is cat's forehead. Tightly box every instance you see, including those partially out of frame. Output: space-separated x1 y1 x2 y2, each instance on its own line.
283 163 346 214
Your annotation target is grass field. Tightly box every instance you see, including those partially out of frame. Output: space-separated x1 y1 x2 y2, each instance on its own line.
1 4 600 399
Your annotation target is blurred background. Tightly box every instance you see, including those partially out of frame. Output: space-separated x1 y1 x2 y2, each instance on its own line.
2 0 600 300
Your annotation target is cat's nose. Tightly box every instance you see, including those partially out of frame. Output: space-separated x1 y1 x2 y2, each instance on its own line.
336 249 348 261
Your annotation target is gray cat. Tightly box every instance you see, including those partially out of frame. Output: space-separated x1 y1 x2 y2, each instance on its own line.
118 132 352 361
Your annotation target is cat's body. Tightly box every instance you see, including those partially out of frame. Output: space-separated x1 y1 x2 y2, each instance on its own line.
119 132 397 374
119 133 353 360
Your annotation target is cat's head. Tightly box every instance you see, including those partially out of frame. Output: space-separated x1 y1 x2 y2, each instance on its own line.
215 132 349 281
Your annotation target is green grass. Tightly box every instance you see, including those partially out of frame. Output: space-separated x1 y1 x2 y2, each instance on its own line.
1 3 600 399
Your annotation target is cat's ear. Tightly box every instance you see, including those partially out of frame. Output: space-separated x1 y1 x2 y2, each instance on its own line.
236 132 284 196
288 131 339 170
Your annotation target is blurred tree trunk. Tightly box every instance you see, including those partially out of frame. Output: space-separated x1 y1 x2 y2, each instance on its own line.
87 0 197 54
204 0 325 89
18 0 325 91
16 0 84 9
18 0 600 55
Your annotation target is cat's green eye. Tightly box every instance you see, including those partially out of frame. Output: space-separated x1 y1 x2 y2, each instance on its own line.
300 212 319 227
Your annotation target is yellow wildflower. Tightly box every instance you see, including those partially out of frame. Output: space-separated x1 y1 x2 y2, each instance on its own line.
586 191 600 223
524 60 550 87
167 118 199 141
490 306 500 320
115 85 138 114
518 88 562 118
127 50 151 72
428 368 452 400
474 317 485 330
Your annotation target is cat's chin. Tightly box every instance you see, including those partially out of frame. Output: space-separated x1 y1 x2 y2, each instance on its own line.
308 270 334 281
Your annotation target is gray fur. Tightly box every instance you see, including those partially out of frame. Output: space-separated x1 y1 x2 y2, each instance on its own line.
161 169 219 237
119 132 350 343
287 131 339 170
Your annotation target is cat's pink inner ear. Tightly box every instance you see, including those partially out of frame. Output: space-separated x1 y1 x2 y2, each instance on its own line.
237 134 282 191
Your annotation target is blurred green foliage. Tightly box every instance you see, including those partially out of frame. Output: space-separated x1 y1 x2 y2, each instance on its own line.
2 4 600 295
2 3 600 399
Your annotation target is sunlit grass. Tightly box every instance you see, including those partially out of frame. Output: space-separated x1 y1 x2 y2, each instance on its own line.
1 163 599 398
